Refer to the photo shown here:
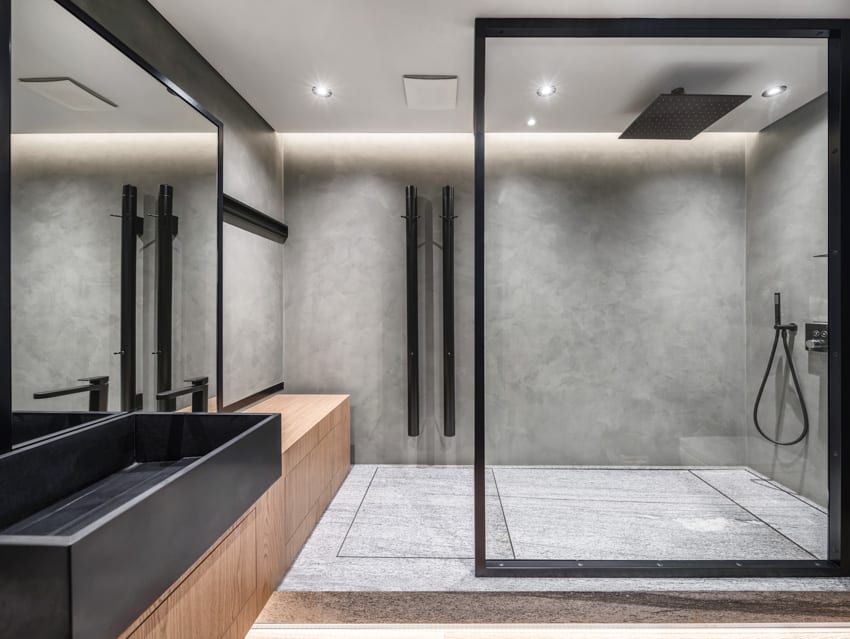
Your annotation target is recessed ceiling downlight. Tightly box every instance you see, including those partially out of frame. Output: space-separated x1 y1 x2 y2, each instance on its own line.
761 84 787 98
312 85 333 98
527 117 537 127
536 84 557 98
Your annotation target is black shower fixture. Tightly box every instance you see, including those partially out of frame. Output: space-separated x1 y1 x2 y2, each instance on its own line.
619 87 750 140
752 292 810 446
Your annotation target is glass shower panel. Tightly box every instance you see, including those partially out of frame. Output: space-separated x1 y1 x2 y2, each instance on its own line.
483 36 829 563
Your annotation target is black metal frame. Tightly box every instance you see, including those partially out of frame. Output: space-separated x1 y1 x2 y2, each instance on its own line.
473 17 850 578
0 0 12 452
0 0 226 451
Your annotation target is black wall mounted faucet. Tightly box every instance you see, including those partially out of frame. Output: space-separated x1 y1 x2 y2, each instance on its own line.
33 375 109 411
155 376 209 412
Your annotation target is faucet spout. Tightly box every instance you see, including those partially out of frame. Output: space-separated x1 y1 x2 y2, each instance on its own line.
155 376 209 412
33 375 109 411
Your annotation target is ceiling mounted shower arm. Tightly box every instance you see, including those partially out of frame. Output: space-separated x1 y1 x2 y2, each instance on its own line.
403 185 420 437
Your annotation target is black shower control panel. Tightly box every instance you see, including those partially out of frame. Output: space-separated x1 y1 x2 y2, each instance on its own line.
805 322 829 352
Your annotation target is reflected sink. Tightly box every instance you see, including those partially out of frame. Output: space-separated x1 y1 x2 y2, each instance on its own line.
11 410 115 446
0 411 281 639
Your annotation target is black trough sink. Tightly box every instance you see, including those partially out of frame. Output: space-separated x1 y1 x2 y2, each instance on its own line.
0 411 281 639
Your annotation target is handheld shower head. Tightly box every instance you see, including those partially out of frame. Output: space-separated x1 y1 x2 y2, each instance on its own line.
774 292 781 327
753 290 810 446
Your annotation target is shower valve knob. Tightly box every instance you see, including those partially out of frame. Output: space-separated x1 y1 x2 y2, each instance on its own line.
805 322 829 352
806 339 827 351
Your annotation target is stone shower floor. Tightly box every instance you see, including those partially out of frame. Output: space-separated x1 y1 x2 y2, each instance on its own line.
278 465 849 592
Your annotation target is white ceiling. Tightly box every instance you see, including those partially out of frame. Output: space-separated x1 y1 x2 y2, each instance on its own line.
486 38 826 133
12 0 214 133
148 0 850 133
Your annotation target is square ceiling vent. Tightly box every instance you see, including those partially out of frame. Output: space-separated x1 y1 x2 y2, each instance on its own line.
403 75 458 110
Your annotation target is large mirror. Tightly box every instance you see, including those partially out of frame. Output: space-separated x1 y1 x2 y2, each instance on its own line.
9 0 219 447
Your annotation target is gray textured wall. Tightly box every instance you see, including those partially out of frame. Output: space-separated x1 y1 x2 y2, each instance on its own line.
485 134 747 465
11 133 217 412
745 95 829 505
69 0 285 406
283 134 749 466
283 134 473 464
222 223 284 403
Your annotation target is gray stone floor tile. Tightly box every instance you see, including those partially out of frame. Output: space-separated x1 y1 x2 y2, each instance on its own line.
692 468 827 558
338 466 512 559
279 464 849 592
500 496 814 560
492 467 728 505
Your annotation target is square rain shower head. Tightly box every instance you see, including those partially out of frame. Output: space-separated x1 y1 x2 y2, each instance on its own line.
619 89 750 140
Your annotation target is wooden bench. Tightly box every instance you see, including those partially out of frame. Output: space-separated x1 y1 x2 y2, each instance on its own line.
120 394 351 639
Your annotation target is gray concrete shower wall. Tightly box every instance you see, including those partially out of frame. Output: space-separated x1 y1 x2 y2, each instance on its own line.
485 134 747 465
70 0 285 406
282 133 749 466
745 95 829 505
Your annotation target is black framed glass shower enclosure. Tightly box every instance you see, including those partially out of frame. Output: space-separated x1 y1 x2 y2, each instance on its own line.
473 18 850 578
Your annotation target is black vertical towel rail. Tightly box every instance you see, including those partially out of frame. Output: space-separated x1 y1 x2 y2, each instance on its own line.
119 184 143 411
441 185 456 437
155 185 179 411
404 185 420 436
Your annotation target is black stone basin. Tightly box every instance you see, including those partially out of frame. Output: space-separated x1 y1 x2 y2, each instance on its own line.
0 411 281 639
11 411 115 446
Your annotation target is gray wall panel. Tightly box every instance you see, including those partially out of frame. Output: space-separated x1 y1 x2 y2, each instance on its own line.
745 95 829 505
283 134 749 466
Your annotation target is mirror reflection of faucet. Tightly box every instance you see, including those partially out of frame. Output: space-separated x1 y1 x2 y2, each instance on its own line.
155 376 209 412
33 375 109 411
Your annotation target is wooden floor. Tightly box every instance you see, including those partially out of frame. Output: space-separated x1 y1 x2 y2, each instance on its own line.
247 625 850 639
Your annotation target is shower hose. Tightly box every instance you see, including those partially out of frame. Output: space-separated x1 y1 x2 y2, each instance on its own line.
752 292 809 446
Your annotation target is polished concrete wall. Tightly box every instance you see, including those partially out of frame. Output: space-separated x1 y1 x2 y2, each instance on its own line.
485 134 748 465
283 134 473 464
745 95 829 505
222 223 284 403
11 133 217 413
70 0 285 406
283 133 749 465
